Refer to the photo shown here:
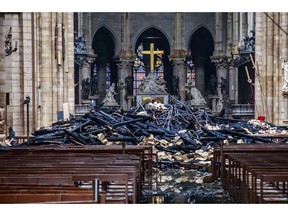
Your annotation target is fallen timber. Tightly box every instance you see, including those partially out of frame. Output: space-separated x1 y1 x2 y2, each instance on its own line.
2 97 288 203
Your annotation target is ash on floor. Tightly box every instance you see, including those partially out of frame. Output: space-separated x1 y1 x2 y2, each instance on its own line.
141 169 234 204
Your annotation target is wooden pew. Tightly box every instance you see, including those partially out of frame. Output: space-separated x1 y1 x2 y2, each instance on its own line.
217 146 288 203
0 146 146 204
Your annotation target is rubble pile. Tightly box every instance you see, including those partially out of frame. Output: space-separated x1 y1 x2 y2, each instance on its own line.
5 98 285 170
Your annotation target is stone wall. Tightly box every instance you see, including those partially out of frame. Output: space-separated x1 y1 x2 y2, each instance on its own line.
0 12 74 136
255 12 288 125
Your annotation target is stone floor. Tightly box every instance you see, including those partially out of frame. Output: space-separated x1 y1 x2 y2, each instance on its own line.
141 169 234 204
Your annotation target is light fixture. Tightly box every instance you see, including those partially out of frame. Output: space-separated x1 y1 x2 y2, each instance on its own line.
5 27 18 56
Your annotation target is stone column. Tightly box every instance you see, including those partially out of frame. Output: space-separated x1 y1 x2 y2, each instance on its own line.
81 62 91 104
228 66 237 103
116 57 133 110
211 57 229 112
169 13 186 101
80 55 95 104
0 14 6 137
118 13 135 109
213 13 225 57
82 13 93 54
281 13 288 122
170 57 186 101
283 91 288 123
194 56 205 95
255 13 266 119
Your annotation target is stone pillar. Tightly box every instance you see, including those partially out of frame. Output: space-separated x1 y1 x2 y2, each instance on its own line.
81 62 91 104
195 57 205 95
283 91 288 122
255 13 266 119
82 13 93 54
80 55 95 104
211 57 229 112
213 13 225 57
229 67 237 103
0 14 6 136
169 13 186 101
116 13 134 110
170 57 186 101
117 58 133 110
281 13 288 122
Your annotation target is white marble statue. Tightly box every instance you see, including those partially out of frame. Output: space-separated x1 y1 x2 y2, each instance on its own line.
101 83 119 107
282 59 288 89
190 86 207 106
138 70 168 94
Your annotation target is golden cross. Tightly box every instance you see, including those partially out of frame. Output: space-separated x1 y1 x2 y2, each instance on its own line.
140 43 164 71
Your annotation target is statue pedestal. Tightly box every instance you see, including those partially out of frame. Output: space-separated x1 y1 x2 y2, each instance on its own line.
102 100 119 108
208 95 219 112
136 93 169 105
190 99 207 111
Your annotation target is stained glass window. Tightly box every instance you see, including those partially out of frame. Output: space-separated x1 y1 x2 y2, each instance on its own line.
155 52 164 79
133 43 146 95
105 63 111 89
186 59 195 86
133 58 146 95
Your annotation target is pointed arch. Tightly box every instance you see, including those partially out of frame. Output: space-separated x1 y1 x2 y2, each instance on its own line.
133 26 173 93
92 25 119 55
133 25 171 52
187 25 216 108
187 26 214 57
92 26 118 103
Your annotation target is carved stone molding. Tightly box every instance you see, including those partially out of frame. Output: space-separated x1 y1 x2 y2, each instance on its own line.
170 57 185 67
282 88 288 96
210 56 233 69
116 57 134 70
75 53 96 67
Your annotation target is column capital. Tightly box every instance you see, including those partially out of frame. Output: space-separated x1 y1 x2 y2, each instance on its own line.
115 56 134 70
210 55 233 69
169 49 186 59
169 57 186 66
75 53 96 67
282 88 288 97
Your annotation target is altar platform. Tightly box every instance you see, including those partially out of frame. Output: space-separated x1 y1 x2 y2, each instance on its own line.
136 94 169 105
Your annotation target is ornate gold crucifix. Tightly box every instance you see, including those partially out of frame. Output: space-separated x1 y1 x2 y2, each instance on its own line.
140 43 164 71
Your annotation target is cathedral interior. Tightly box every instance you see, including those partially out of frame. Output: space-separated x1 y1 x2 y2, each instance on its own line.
2 12 287 136
1 12 288 205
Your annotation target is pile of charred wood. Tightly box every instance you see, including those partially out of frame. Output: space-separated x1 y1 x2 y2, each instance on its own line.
11 98 288 169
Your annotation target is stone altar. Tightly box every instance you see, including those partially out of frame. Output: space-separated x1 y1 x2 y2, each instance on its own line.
136 70 169 105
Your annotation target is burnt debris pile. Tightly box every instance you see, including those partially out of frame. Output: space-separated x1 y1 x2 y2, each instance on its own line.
10 98 288 169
